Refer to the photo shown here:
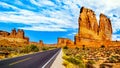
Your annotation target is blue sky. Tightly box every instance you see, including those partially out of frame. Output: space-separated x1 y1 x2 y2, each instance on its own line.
0 0 120 44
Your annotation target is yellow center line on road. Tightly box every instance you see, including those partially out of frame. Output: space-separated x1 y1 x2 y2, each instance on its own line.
9 57 31 66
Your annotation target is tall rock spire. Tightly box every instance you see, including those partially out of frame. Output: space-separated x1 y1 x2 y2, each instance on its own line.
79 7 98 33
75 7 112 45
99 13 112 41
77 7 99 40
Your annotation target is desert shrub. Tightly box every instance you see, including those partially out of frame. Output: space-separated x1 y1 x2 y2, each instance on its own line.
30 44 39 52
108 56 119 63
75 47 79 50
63 46 68 49
0 46 14 52
67 57 80 65
62 60 69 66
64 56 80 65
87 60 95 64
22 44 39 53
7 47 14 51
42 46 49 51
82 45 85 50
101 45 105 48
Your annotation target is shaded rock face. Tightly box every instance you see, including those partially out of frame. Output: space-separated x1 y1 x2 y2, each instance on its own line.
75 7 112 46
99 14 112 41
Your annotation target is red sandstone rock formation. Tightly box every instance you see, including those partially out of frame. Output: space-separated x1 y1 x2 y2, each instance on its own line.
0 29 29 46
99 13 112 41
79 7 98 33
75 7 100 45
0 30 10 37
9 28 16 38
74 7 112 47
57 38 74 47
39 40 44 47
77 7 99 42
16 29 24 38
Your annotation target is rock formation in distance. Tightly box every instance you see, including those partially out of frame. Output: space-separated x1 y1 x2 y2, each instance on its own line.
0 28 29 46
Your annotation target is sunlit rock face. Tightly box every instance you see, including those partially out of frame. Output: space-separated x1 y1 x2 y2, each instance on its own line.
57 38 74 47
39 40 44 47
75 7 112 47
78 7 98 34
9 28 29 43
0 30 10 37
0 29 29 46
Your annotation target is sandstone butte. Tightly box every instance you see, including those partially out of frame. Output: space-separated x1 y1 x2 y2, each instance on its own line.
0 28 29 46
57 7 120 48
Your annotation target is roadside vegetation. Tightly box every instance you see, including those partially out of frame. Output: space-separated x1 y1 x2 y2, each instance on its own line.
62 46 120 68
62 46 86 68
0 45 57 60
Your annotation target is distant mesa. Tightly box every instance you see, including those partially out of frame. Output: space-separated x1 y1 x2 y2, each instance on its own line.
0 28 56 47
57 38 74 47
57 7 117 47
0 28 29 46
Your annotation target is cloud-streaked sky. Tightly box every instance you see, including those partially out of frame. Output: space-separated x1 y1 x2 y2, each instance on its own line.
0 0 120 43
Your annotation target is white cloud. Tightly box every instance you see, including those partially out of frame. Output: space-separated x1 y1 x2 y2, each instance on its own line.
0 1 19 10
20 26 66 31
111 17 120 33
30 0 56 7
67 32 76 36
112 34 120 41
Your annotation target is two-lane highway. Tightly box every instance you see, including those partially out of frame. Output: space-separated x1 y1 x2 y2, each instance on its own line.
0 48 61 68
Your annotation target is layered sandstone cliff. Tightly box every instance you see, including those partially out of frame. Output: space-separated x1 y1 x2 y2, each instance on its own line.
75 7 112 47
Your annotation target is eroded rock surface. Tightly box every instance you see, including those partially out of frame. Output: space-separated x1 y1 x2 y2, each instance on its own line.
75 7 112 47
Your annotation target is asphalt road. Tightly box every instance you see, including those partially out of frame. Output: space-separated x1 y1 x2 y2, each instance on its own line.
0 48 61 68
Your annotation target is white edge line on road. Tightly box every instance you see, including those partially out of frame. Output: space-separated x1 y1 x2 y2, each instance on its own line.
42 49 61 68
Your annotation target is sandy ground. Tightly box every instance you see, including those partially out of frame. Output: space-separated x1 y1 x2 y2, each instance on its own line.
50 49 65 68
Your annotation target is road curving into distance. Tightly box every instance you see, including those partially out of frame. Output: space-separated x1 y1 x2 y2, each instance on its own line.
0 48 61 68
